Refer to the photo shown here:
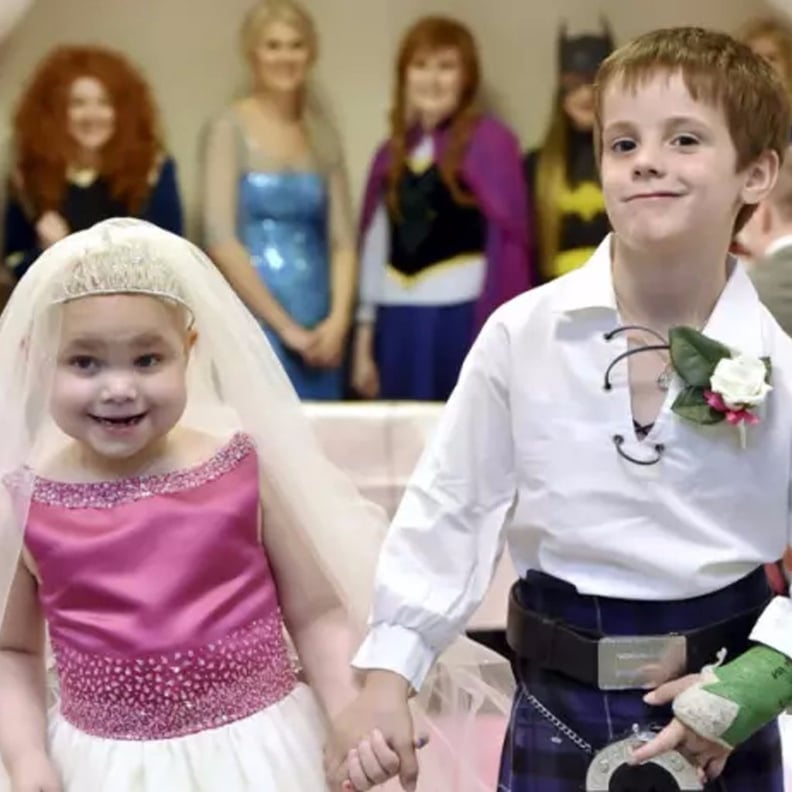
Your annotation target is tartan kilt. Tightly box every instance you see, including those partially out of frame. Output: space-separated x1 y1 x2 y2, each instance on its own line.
497 567 783 791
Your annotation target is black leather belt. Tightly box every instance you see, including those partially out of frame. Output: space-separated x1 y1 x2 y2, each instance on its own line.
506 582 768 691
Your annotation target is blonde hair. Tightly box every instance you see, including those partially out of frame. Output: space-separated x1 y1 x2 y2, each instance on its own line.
239 0 341 172
594 27 790 233
240 0 318 65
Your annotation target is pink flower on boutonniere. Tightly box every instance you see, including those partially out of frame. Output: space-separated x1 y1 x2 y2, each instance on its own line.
703 389 761 426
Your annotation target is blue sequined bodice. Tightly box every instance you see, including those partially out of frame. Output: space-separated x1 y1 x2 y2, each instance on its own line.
238 172 330 327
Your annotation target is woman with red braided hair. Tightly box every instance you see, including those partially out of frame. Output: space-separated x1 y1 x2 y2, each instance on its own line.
3 45 184 282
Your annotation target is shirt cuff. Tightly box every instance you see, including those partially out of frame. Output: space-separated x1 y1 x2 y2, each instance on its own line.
351 623 437 691
749 596 792 659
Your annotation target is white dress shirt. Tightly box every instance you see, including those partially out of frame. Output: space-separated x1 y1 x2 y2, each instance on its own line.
353 236 792 690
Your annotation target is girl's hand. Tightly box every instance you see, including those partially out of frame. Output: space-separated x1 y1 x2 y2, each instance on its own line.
9 750 62 792
341 728 402 791
335 730 429 792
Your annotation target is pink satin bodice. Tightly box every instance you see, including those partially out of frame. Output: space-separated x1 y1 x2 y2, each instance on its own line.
24 433 296 740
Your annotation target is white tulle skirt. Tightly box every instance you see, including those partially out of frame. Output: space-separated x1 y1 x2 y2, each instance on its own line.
2 683 327 792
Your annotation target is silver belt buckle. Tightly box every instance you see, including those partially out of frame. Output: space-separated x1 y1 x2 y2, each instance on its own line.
597 634 687 690
585 732 703 791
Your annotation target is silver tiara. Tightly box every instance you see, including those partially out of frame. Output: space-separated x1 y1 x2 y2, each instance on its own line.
51 237 191 313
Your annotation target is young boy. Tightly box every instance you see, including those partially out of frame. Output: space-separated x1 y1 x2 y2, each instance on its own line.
328 27 792 791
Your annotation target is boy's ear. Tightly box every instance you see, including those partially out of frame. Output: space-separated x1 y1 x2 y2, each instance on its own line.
741 149 780 207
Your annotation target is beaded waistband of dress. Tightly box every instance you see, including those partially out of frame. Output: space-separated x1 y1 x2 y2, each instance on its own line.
52 612 297 740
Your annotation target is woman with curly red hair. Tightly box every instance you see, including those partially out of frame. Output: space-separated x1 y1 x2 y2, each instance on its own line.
353 15 532 402
3 45 184 279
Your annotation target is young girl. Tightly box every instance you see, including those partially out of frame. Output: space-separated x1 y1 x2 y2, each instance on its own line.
0 219 510 791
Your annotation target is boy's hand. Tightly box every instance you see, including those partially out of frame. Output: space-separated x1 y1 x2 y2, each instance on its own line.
631 674 731 783
635 643 792 781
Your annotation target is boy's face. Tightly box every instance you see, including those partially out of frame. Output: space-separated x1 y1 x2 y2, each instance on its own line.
599 70 772 253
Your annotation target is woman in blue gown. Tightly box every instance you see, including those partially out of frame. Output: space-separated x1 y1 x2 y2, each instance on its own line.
203 0 355 400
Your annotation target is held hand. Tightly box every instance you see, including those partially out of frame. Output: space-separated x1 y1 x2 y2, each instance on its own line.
325 673 421 792
304 315 348 368
8 750 62 792
339 729 429 791
631 674 731 783
35 212 70 249
343 729 400 791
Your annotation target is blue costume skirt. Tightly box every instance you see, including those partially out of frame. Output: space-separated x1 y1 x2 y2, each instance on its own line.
374 301 475 401
497 567 782 791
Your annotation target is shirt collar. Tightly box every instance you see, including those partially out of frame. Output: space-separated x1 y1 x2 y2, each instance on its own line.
552 236 617 314
551 233 766 357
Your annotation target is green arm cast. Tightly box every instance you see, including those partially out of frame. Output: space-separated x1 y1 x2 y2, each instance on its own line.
673 645 792 748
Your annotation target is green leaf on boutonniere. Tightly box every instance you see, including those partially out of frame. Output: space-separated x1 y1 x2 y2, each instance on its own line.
671 386 724 425
668 327 732 388
761 356 772 382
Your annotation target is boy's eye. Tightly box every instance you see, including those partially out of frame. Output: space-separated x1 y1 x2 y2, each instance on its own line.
672 134 699 147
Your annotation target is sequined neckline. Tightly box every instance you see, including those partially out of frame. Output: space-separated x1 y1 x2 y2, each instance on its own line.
31 432 255 510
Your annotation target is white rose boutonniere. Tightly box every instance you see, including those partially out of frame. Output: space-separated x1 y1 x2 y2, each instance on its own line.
669 327 772 448
709 355 772 411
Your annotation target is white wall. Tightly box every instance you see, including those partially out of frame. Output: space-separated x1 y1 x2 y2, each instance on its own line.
0 0 768 240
